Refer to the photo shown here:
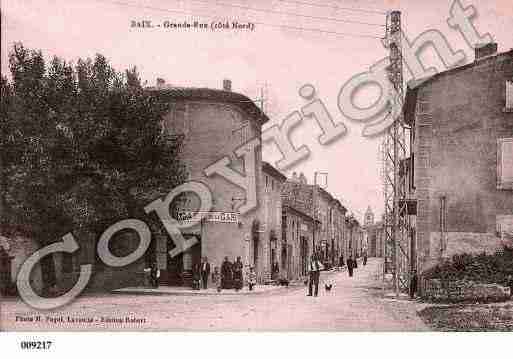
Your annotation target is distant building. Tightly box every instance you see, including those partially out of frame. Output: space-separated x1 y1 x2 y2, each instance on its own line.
363 207 384 258
403 43 513 273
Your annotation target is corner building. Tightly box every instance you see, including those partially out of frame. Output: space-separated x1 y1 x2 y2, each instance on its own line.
150 83 269 286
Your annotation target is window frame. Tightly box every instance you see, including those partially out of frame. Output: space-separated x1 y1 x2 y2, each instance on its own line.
497 138 513 190
504 80 513 112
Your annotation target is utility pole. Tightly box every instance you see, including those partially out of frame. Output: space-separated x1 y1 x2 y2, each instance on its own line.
382 10 408 299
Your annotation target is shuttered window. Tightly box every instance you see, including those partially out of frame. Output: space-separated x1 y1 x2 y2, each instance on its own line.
505 81 513 112
498 138 513 190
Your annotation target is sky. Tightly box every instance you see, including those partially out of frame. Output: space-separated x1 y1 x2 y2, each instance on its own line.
2 0 513 222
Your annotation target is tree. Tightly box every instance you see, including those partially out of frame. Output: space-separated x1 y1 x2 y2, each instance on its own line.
1 44 186 286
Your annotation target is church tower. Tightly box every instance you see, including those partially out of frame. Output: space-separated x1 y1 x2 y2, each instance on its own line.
364 206 374 227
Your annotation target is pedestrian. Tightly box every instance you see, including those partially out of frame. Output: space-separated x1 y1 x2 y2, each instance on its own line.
248 266 257 291
221 256 233 289
346 256 354 277
339 254 344 268
307 253 324 297
233 256 244 291
272 262 280 280
212 266 221 292
192 262 201 290
150 262 160 288
200 256 210 289
409 269 418 299
363 252 368 266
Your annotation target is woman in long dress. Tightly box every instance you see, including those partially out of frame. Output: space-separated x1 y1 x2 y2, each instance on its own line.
232 256 244 291
221 256 233 289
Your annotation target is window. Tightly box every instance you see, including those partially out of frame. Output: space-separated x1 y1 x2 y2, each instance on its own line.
497 138 513 189
439 196 447 252
505 80 513 112
232 120 250 145
62 254 74 273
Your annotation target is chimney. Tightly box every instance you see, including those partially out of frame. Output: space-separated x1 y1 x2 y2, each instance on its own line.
156 78 166 88
223 79 232 91
475 42 498 61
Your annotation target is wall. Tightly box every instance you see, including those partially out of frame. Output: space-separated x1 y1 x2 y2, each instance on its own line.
413 51 513 272
282 207 313 280
259 168 284 282
162 99 263 283
422 278 511 303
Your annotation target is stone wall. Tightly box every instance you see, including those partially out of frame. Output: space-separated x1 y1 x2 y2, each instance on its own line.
421 278 511 303
413 50 513 273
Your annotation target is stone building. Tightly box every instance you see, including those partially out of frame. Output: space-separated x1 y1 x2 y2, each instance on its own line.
363 207 385 258
257 162 287 282
345 216 363 258
281 174 317 280
403 43 513 273
282 173 349 271
148 80 269 286
332 199 347 266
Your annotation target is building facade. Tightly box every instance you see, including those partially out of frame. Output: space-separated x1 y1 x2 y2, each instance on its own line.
257 162 287 282
281 174 316 280
152 81 269 286
403 44 513 273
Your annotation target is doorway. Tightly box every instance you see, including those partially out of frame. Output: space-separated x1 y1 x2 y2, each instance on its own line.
300 236 308 276
164 234 201 287
0 247 12 295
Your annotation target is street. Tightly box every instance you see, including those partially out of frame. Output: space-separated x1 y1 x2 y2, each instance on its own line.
1 259 427 331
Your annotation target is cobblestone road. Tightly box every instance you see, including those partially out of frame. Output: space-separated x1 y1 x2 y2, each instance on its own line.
1 258 427 331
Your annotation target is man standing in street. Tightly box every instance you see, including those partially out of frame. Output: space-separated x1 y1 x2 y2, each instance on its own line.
307 253 324 297
347 255 354 277
200 256 210 290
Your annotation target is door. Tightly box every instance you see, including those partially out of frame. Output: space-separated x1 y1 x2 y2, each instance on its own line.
287 244 293 279
0 248 12 295
166 253 183 286
300 237 307 276
253 236 259 274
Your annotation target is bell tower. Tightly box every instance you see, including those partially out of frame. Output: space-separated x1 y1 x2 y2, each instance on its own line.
364 206 374 227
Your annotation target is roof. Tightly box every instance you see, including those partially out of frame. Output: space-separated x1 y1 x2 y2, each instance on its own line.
262 161 287 182
282 204 320 224
145 86 270 125
403 48 513 126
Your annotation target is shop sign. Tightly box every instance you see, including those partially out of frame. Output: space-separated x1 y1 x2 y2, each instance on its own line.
176 210 239 224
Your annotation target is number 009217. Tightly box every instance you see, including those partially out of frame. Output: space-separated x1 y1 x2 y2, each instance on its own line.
20 341 53 350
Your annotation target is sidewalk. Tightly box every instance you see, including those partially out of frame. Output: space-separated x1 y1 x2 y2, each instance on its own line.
112 284 288 296
112 268 343 296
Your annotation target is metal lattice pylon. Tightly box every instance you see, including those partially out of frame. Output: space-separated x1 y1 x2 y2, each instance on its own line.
381 10 412 297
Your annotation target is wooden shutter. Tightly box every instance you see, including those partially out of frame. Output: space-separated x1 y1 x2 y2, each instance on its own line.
498 138 513 189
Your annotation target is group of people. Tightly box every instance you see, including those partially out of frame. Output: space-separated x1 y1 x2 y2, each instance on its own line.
192 256 257 292
192 256 212 290
339 252 368 278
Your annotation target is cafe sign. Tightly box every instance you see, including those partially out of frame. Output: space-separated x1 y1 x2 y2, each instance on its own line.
176 210 239 224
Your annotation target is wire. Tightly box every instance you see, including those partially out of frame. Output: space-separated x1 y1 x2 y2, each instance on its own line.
188 0 385 27
275 0 387 15
95 0 384 39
